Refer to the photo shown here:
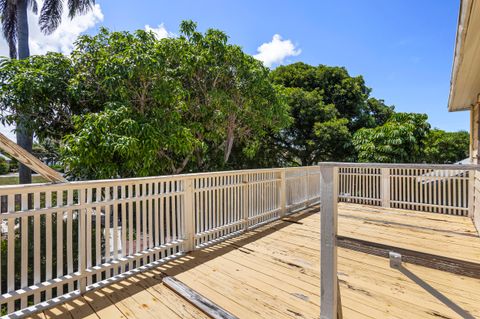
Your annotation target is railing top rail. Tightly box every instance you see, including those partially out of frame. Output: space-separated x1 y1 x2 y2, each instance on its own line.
0 166 296 191
318 162 480 170
2 161 475 192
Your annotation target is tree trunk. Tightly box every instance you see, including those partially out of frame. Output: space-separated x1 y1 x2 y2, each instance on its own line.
16 0 30 59
224 116 236 163
16 0 33 184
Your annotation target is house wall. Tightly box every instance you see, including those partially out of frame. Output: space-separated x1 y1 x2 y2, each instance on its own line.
471 103 480 164
469 105 480 235
474 170 480 234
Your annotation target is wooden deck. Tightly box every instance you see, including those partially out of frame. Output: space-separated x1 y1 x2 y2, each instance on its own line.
338 203 480 263
28 203 480 319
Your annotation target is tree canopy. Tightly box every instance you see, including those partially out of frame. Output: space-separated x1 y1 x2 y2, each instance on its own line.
272 87 350 166
0 22 470 179
61 22 289 179
271 62 394 131
0 52 75 140
352 113 431 163
423 129 469 164
267 62 394 165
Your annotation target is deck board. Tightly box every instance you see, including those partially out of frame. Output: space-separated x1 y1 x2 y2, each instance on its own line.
32 203 480 319
338 203 480 263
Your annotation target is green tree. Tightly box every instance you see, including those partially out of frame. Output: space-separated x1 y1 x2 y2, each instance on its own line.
423 129 469 164
0 0 95 184
32 137 61 166
269 62 394 163
0 52 75 140
62 22 289 179
273 87 350 166
353 113 431 163
270 62 394 131
0 157 9 175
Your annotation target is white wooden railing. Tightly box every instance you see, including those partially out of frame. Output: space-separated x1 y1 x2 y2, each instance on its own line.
0 162 478 318
0 166 321 317
337 163 478 216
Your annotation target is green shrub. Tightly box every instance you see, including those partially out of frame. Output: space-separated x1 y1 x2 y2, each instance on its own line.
0 158 9 175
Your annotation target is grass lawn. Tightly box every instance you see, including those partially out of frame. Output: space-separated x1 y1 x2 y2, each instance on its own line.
0 175 49 186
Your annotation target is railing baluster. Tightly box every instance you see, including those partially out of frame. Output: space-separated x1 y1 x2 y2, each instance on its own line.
79 187 87 293
20 194 28 308
113 186 119 273
45 191 53 300
128 184 134 268
66 190 73 292
381 168 390 208
280 169 287 216
184 177 195 252
105 187 111 266
243 174 249 231
33 192 41 304
86 188 92 285
7 194 15 313
121 185 127 271
56 191 64 295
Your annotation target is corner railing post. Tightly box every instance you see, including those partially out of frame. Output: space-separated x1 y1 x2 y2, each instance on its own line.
184 177 196 252
280 168 287 217
243 174 249 231
381 167 390 208
320 164 339 319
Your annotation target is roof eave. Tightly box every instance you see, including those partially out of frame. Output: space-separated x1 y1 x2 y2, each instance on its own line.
448 0 474 112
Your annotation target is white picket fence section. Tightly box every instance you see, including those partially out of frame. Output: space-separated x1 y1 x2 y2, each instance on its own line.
0 166 320 316
338 164 474 216
286 166 321 211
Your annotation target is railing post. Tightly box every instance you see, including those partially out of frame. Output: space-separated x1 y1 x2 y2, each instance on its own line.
305 168 309 206
184 177 196 252
320 165 339 319
381 168 390 208
79 189 87 294
243 174 249 231
280 168 287 217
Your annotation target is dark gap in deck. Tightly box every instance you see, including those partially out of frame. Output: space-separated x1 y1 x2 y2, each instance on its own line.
337 235 480 279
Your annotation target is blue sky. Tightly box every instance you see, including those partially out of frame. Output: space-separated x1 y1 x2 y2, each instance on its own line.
0 0 468 139
93 0 467 132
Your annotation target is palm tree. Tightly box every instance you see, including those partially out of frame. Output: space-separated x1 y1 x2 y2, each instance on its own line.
0 0 95 183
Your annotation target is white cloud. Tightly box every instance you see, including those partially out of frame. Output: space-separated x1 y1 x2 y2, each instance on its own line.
0 2 103 142
145 23 173 39
254 34 301 67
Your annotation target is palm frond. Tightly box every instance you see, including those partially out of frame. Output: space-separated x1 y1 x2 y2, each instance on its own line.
39 0 62 34
28 0 38 15
0 0 18 58
67 0 94 19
